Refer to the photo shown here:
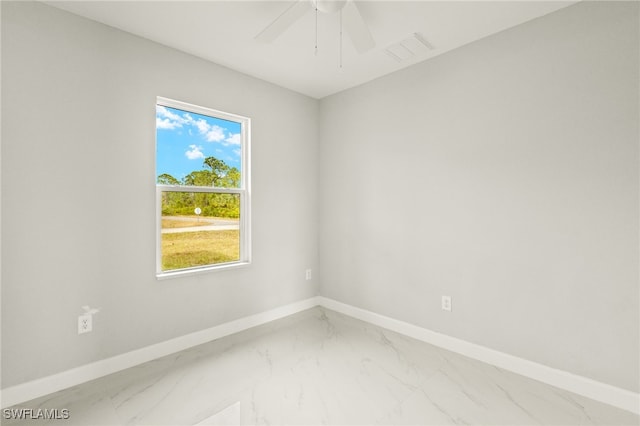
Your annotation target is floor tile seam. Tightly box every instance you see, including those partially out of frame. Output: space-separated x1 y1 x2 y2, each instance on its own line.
103 390 127 426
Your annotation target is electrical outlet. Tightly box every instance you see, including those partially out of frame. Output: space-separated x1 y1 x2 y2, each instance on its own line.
442 295 452 312
78 314 92 334
305 269 312 280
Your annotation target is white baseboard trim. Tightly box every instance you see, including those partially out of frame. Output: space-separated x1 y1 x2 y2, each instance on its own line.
1 296 320 409
3 295 638 416
317 296 640 415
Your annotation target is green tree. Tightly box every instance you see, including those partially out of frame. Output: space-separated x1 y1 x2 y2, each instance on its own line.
157 173 180 185
158 156 241 218
203 156 232 187
220 167 240 188
158 173 185 214
184 170 214 186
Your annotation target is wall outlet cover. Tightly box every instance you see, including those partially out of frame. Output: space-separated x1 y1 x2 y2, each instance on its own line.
442 296 452 312
78 314 92 334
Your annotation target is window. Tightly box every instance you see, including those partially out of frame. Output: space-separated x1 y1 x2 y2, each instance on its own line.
155 97 250 278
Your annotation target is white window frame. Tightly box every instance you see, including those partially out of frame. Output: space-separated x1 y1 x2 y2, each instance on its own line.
155 97 251 279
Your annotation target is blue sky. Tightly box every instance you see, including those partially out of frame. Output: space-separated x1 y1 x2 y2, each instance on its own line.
156 105 242 182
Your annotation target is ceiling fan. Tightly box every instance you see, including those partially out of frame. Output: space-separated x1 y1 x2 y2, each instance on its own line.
255 0 375 54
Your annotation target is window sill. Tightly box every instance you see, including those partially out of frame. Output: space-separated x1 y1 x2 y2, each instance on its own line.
156 261 251 280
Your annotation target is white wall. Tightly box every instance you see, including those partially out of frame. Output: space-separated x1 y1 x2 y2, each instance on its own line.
1 1 319 388
319 1 639 392
2 0 638 397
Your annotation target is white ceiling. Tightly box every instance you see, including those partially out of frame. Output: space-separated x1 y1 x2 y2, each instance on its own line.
44 1 577 99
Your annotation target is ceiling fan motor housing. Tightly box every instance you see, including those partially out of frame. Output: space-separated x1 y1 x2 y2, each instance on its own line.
313 0 348 14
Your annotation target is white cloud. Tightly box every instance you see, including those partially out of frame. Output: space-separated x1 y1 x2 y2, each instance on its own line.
185 145 205 160
156 105 169 116
225 133 241 146
193 118 225 142
157 105 239 149
156 105 183 122
194 119 210 134
205 125 226 142
156 105 189 130
156 117 182 130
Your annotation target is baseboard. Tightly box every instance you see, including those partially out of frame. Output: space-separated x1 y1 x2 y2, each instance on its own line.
0 296 320 409
317 296 640 415
3 295 638 416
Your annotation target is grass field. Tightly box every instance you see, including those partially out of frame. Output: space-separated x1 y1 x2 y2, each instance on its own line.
162 218 212 228
161 230 239 270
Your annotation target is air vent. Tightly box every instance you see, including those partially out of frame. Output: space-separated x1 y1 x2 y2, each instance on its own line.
384 33 434 63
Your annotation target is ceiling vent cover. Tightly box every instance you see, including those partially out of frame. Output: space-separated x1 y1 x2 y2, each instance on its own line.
384 33 434 63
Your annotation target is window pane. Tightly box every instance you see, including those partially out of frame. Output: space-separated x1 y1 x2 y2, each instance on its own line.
156 105 242 188
155 98 250 276
161 191 240 271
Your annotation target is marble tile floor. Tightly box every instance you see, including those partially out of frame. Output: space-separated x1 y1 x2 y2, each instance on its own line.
4 307 639 426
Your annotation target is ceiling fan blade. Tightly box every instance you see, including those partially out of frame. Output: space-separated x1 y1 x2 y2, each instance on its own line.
342 0 375 54
255 0 311 43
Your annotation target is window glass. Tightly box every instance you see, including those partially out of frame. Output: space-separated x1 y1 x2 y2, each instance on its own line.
156 98 250 276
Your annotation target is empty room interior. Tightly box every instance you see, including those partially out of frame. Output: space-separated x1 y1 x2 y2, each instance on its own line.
1 0 639 425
